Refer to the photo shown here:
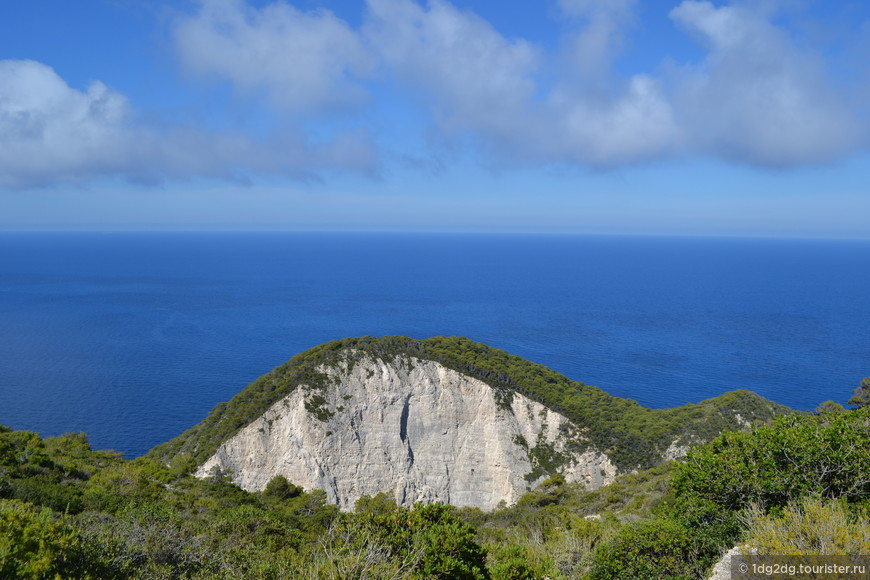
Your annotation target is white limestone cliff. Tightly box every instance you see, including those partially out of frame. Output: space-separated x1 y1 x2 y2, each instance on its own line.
196 353 617 511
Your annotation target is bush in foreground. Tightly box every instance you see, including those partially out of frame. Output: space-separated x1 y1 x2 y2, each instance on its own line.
745 495 870 556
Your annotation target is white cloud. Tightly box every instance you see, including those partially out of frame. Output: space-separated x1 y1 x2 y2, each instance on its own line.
166 0 870 172
558 0 636 79
0 60 135 188
0 60 377 189
542 0 682 165
364 0 539 138
361 0 864 168
6 0 867 190
669 0 864 166
174 0 375 115
364 0 680 166
546 75 682 166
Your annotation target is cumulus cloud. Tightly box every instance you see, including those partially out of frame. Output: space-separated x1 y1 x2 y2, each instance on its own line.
669 0 863 166
557 0 636 79
360 0 864 168
542 0 682 165
0 60 135 188
364 0 539 138
0 60 377 189
174 0 375 114
364 0 680 166
545 75 682 166
5 0 868 190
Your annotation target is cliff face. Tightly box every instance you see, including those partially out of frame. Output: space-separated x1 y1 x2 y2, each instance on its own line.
196 354 616 511
166 336 791 512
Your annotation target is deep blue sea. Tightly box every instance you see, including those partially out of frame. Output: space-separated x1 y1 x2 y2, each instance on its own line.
1 232 868 457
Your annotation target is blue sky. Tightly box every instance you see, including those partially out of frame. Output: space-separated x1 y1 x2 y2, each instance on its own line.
1 0 869 237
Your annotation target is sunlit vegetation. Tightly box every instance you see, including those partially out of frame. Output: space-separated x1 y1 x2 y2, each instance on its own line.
2 398 869 578
743 496 870 556
5 342 867 579
0 424 517 578
587 403 870 579
0 422 667 579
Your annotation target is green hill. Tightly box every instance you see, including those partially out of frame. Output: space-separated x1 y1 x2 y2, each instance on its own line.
4 338 866 579
148 336 790 471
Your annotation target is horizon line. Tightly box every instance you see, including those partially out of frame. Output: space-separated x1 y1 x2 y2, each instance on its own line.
1 227 869 242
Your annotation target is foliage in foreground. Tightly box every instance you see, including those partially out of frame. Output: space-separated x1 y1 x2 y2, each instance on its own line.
0 425 531 578
0 420 671 579
586 403 870 579
0 499 91 579
743 495 870 556
672 404 870 511
3 379 868 579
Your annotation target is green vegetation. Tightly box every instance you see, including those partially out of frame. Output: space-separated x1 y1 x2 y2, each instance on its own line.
0 426 502 578
7 337 865 578
849 376 870 408
743 496 870 556
524 438 570 482
671 406 870 511
586 404 870 579
0 419 675 578
2 388 868 578
463 464 675 578
149 336 790 471
0 499 90 579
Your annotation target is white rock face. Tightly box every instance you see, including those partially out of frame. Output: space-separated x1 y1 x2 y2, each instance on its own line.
197 354 616 511
663 439 691 460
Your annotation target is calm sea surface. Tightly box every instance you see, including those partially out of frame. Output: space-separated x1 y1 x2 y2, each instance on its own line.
1 232 868 457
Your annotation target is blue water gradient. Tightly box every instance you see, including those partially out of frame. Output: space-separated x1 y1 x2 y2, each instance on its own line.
1 232 868 457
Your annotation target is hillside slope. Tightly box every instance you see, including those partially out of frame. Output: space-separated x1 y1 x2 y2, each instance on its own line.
149 336 790 509
196 354 617 510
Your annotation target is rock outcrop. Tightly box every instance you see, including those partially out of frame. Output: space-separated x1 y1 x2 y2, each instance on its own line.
196 353 617 511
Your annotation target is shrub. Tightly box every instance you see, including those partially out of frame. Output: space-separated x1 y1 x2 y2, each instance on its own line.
312 502 490 579
262 475 303 501
745 496 870 555
0 498 85 579
11 475 85 514
588 518 695 580
672 406 870 512
848 377 870 409
486 543 543 580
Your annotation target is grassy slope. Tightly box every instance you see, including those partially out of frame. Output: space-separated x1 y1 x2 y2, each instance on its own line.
147 336 791 471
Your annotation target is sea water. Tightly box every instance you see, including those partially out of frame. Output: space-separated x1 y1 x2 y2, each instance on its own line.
1 232 868 457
